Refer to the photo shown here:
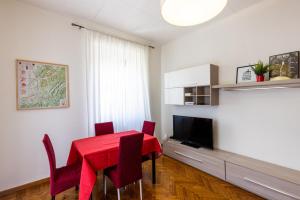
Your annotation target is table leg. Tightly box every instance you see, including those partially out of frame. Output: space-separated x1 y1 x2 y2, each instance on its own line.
151 152 156 184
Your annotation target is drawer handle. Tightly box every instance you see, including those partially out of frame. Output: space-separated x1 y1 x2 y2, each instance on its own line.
174 151 203 163
244 177 300 200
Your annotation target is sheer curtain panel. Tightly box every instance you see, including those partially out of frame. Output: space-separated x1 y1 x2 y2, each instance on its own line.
83 30 151 135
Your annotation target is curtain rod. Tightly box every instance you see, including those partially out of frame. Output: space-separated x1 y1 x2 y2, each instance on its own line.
71 23 155 49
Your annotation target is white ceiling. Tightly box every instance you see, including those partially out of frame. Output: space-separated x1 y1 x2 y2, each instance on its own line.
18 0 263 44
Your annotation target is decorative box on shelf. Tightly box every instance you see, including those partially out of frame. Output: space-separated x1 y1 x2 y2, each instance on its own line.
184 102 195 106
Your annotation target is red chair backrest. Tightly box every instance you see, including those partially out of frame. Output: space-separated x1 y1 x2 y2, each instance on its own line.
117 133 144 186
95 122 114 136
42 134 56 179
142 121 155 136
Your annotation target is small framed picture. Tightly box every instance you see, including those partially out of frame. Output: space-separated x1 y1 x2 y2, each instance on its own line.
236 65 256 83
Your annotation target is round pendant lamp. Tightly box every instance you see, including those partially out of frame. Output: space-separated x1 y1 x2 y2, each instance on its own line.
161 0 228 26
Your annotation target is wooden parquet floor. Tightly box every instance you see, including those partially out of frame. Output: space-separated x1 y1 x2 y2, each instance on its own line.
0 156 264 200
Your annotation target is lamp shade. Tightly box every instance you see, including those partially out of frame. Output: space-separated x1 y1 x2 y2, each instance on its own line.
161 0 228 26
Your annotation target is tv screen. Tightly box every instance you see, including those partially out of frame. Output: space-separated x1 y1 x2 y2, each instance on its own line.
172 115 213 149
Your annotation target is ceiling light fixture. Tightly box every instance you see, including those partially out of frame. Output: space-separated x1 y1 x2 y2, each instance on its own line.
161 0 228 27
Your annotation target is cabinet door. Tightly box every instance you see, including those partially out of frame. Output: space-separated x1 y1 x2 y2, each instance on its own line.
164 65 211 88
165 88 184 105
164 71 181 88
183 65 210 86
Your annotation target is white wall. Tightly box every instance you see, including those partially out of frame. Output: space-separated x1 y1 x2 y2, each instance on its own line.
149 47 162 140
0 0 160 191
161 0 300 171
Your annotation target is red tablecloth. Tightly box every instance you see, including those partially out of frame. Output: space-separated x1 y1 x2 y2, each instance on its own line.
67 130 162 200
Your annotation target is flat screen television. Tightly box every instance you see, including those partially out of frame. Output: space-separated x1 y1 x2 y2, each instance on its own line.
172 115 213 149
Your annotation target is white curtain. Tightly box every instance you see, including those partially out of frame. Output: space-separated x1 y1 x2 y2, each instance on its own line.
83 29 151 135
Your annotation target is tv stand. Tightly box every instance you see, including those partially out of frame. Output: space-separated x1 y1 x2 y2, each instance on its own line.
181 140 201 148
163 139 300 200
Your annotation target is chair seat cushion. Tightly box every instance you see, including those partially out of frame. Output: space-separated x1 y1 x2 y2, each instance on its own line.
53 162 81 194
104 165 143 188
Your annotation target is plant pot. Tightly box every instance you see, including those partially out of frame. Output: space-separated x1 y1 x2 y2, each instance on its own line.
256 75 264 82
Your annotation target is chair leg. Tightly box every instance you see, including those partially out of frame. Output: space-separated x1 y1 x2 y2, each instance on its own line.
75 185 79 191
51 196 55 200
103 175 107 196
117 188 121 200
139 179 143 200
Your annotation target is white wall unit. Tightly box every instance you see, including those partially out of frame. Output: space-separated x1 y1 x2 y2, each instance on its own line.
164 64 218 106
160 0 300 171
164 88 184 105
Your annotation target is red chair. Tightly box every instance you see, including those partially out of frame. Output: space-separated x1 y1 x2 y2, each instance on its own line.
42 134 81 200
104 133 144 200
95 122 114 136
142 121 156 162
142 121 155 136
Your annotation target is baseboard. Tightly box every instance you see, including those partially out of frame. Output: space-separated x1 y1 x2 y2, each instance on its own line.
0 177 49 197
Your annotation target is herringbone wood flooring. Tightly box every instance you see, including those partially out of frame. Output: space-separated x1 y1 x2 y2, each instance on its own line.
0 156 264 200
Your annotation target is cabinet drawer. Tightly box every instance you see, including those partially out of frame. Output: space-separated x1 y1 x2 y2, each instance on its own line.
164 143 225 180
226 163 300 200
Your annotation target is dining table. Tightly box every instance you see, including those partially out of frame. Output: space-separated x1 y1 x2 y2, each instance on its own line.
67 130 162 200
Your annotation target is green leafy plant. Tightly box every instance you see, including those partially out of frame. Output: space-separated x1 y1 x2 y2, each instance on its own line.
251 61 269 75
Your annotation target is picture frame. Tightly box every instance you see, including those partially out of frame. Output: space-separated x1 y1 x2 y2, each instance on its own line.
236 65 256 84
269 51 299 79
16 59 70 110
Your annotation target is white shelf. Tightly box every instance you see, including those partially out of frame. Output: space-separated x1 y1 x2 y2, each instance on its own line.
212 79 300 91
184 95 210 97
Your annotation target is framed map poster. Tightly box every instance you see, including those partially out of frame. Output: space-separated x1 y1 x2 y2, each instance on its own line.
16 60 69 110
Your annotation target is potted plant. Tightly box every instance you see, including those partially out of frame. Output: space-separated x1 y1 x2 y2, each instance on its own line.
251 61 269 82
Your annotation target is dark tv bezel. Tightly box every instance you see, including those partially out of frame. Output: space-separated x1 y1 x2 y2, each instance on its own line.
172 115 213 149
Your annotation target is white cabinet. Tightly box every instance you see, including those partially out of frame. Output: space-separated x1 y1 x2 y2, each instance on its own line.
164 64 218 106
165 88 184 105
164 64 211 89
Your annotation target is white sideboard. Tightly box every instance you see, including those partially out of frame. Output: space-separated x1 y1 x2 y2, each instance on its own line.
163 139 300 200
